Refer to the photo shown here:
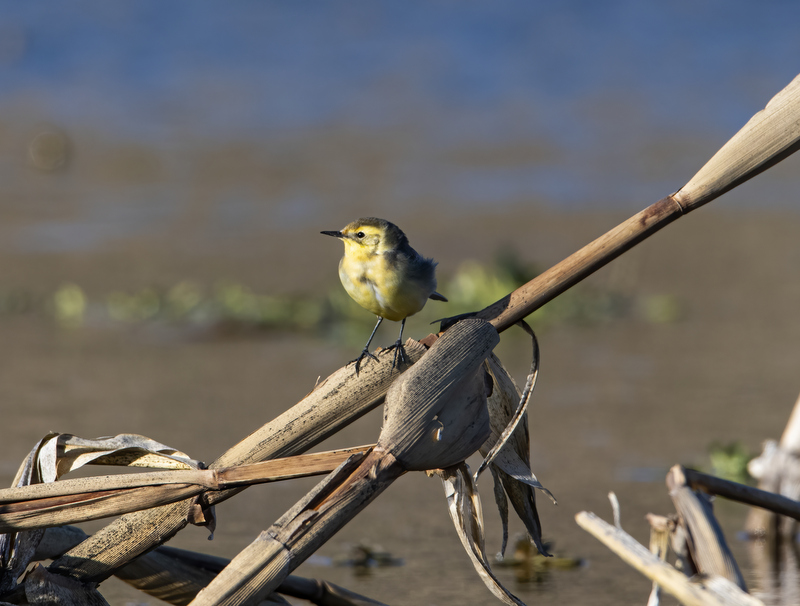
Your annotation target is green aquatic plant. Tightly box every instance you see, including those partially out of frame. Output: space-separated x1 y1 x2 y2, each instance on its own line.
107 288 160 322
53 284 87 329
707 441 754 484
638 294 682 324
0 291 37 314
439 250 635 330
0 247 678 340
165 281 204 319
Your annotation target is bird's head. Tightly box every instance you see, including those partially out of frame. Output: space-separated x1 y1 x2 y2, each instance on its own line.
321 217 408 258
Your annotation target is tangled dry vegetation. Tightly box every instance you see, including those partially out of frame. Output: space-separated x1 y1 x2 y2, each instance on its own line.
0 75 799 606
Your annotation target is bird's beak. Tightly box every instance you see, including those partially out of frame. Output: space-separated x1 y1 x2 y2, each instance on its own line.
320 230 343 238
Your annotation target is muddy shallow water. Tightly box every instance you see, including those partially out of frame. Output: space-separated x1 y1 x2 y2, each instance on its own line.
2 6 800 602
2 204 799 605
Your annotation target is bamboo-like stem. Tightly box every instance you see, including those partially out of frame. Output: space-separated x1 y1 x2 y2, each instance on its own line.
667 466 746 589
480 73 800 333
45 72 800 593
191 450 401 606
35 527 388 606
745 390 800 538
478 195 683 332
48 345 425 583
576 512 762 606
0 446 373 534
647 512 670 606
191 319 499 605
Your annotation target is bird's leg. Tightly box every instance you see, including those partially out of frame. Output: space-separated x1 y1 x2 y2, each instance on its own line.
352 317 382 374
387 318 407 370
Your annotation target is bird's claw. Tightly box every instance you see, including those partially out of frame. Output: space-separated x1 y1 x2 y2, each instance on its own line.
386 340 407 370
352 348 379 375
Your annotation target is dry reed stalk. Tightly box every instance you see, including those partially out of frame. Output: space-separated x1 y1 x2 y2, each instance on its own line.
18 564 110 606
747 390 800 532
128 544 390 606
671 463 800 605
36 527 386 606
0 446 372 533
191 319 500 605
576 512 762 606
41 72 800 599
48 343 426 582
478 73 800 333
646 513 670 606
666 466 746 589
743 391 800 605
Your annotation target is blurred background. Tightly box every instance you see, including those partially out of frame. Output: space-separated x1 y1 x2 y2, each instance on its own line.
1 2 800 604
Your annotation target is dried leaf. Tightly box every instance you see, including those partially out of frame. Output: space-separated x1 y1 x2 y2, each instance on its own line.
439 464 526 606
490 467 509 558
379 319 499 471
0 433 60 593
52 434 200 477
478 346 554 557
491 447 555 504
474 321 539 480
0 433 201 594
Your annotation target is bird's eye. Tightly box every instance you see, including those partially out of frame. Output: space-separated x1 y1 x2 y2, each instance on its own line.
356 231 365 239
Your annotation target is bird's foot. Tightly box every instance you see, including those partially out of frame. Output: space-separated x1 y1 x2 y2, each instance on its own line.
351 347 379 375
386 339 407 370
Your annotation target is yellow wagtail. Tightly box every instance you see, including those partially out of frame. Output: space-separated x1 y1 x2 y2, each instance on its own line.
322 217 447 373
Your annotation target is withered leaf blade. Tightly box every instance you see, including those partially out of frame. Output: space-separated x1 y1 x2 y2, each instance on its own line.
481 353 553 557
491 447 555 504
0 432 202 593
379 318 499 471
489 466 510 558
0 447 374 535
0 433 58 592
439 464 527 606
47 433 201 479
475 321 539 481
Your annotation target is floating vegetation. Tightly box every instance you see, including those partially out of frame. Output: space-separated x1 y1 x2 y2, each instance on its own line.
332 542 405 573
0 290 39 314
0 250 682 341
107 287 162 322
442 251 637 329
637 293 683 324
707 441 755 485
495 536 582 584
53 283 87 329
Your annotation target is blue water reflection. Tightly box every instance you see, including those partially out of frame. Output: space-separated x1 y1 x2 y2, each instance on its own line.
1 2 799 251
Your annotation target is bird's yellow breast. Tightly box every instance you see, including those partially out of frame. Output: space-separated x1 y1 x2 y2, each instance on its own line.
338 249 430 322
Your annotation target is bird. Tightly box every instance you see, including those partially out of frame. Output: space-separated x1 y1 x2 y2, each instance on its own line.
321 217 447 373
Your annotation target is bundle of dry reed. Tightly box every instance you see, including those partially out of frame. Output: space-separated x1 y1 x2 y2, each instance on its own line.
0 72 798 605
